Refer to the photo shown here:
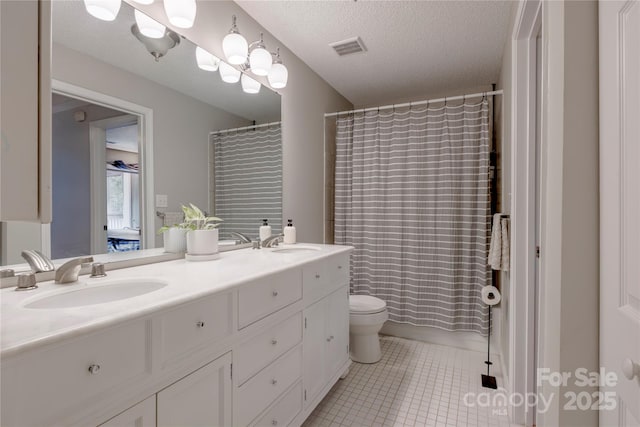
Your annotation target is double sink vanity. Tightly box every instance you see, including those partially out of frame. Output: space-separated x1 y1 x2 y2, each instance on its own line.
1 244 353 427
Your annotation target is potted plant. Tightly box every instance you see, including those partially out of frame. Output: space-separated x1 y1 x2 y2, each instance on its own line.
180 203 223 259
158 223 189 254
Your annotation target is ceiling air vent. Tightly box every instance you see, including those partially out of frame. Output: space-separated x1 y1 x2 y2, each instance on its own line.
329 37 367 56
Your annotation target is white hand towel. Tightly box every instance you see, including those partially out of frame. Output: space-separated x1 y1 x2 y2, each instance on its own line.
488 213 502 270
500 217 510 272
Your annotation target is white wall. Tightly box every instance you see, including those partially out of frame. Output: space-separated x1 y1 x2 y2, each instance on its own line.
126 0 353 243
495 3 516 389
53 44 250 246
538 2 599 426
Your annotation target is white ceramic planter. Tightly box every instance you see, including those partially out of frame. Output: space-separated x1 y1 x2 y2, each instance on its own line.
186 229 219 256
163 228 187 253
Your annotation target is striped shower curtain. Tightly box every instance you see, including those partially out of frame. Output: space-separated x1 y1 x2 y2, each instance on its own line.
211 124 282 239
334 100 491 334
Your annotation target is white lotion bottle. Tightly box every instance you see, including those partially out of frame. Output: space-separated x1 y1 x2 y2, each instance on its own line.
283 219 296 244
259 219 272 241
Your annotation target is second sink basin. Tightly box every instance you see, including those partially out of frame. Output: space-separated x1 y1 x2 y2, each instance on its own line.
24 279 168 309
271 245 321 254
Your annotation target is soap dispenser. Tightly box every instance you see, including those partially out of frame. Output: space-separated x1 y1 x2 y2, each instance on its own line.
259 219 272 241
284 219 297 244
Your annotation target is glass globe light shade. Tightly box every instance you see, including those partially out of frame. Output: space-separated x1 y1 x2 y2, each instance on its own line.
163 0 196 29
83 0 121 21
268 62 288 89
241 74 261 94
223 33 248 65
196 47 220 72
249 47 272 76
134 10 165 39
219 62 241 84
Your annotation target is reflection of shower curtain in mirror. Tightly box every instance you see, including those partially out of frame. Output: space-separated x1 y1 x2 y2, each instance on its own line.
211 124 282 240
334 100 491 334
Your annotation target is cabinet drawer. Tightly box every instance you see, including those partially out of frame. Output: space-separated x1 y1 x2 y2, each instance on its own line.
236 345 302 427
303 253 350 303
159 292 233 366
1 320 150 426
236 313 302 385
252 382 302 427
238 269 302 329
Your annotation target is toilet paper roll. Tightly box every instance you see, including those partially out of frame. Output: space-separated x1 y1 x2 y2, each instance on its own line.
481 285 501 306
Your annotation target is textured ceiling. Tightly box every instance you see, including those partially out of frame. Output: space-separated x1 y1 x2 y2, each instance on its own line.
236 0 513 107
52 1 281 122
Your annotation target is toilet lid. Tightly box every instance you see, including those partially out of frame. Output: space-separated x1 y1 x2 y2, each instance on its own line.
350 295 387 314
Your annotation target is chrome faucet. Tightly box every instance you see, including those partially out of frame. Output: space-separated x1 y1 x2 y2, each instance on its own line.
55 256 94 284
262 234 284 248
21 250 55 273
229 231 252 244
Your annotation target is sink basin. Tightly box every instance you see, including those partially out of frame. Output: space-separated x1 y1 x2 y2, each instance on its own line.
271 246 321 254
24 279 168 309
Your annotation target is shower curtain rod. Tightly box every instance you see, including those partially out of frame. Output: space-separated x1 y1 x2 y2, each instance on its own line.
324 90 504 118
212 120 281 135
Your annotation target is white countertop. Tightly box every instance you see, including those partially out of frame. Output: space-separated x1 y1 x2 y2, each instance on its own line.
1 244 352 358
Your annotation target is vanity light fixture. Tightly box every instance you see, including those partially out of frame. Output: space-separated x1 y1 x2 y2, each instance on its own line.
248 33 272 76
222 15 249 65
267 48 289 89
219 61 241 83
131 24 180 62
196 47 220 72
241 74 261 94
83 0 122 21
134 10 166 39
163 0 196 29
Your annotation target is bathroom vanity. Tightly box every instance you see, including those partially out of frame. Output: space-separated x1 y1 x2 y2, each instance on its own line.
0 244 352 427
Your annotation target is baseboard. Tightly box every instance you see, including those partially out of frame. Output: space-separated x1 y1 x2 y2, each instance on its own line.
380 321 501 355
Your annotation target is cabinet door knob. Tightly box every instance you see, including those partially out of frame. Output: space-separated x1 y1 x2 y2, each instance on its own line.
271 379 278 385
88 364 101 375
272 291 278 297
197 321 205 328
622 358 640 380
271 339 278 345
338 265 343 269
272 420 278 426
326 337 331 342
330 335 334 340
315 274 320 279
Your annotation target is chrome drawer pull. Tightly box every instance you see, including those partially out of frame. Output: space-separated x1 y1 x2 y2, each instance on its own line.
272 420 278 426
315 274 320 279
88 364 101 375
326 337 331 342
271 379 278 385
338 265 343 269
197 321 205 328
272 291 278 297
271 339 278 345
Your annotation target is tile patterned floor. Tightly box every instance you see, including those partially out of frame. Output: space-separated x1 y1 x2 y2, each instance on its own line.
303 336 513 427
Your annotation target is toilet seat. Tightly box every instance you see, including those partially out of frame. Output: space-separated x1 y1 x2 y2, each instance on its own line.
349 295 387 315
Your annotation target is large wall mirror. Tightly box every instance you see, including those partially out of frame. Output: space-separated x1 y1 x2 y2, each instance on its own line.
0 1 281 266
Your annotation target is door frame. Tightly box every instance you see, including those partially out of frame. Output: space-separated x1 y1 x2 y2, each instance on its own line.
89 114 139 254
510 0 542 425
50 80 155 251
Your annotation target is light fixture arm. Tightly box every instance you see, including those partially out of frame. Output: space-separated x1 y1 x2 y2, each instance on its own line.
229 15 240 34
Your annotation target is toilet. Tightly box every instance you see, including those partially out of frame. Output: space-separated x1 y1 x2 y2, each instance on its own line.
349 295 389 363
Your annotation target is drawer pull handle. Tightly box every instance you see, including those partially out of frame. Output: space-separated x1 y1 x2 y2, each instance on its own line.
88 364 101 375
271 379 278 385
272 420 278 426
315 274 320 279
338 265 343 269
272 291 278 297
326 337 331 342
271 339 278 345
197 321 205 328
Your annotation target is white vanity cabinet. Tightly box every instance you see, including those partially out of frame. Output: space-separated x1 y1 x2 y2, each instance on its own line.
99 396 156 427
0 247 353 427
157 352 232 427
